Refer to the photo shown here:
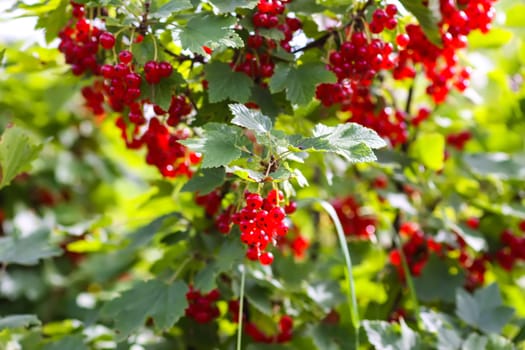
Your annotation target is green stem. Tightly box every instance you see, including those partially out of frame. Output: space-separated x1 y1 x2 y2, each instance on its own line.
236 264 246 350
318 200 360 349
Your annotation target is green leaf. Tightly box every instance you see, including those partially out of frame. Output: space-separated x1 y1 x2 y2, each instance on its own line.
204 62 254 103
101 279 188 340
0 125 43 190
179 14 243 54
409 132 444 170
42 335 87 350
179 123 243 168
413 255 465 303
269 63 336 105
468 28 513 49
456 283 514 334
194 239 244 292
209 0 257 13
462 333 488 350
463 153 525 180
150 0 193 17
506 4 525 27
141 71 185 111
399 0 442 46
227 165 265 182
0 315 41 330
0 229 62 266
181 167 225 195
229 104 273 134
245 284 273 315
363 319 422 350
290 123 386 162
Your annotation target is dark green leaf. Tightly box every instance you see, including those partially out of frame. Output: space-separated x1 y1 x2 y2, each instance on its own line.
42 335 87 350
229 103 273 134
150 0 193 17
179 14 243 54
181 167 225 195
399 0 442 46
204 62 254 103
209 0 257 13
102 279 188 340
180 123 243 168
0 125 43 189
269 63 336 105
245 284 273 315
456 284 514 334
0 229 62 266
0 315 41 330
413 255 465 303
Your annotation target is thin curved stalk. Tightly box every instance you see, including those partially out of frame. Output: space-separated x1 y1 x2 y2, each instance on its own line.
236 264 246 350
318 200 360 348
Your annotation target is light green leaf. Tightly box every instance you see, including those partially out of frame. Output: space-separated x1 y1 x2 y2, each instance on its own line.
227 165 265 183
42 335 87 350
269 63 336 105
506 4 525 27
290 123 386 162
456 284 514 334
399 0 441 46
229 104 273 134
150 0 193 17
209 0 257 13
181 167 225 195
204 62 254 103
409 132 444 170
0 126 43 190
0 229 62 266
462 333 488 350
0 315 41 330
468 28 513 49
180 123 243 168
179 14 243 54
101 279 188 340
363 319 422 350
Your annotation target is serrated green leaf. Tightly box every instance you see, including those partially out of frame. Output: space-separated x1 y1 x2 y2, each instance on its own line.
204 62 254 103
0 315 41 330
0 126 42 190
227 165 265 182
456 284 514 334
414 255 465 303
181 167 225 195
269 63 336 105
409 132 444 170
179 14 243 54
180 123 243 168
399 0 442 46
150 0 193 17
290 123 386 162
102 279 188 340
42 334 87 350
229 104 273 134
0 229 62 266
209 0 257 13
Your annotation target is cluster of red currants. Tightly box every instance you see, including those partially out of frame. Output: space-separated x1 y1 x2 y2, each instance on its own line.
231 0 301 81
389 222 443 278
245 315 293 343
231 190 294 265
59 1 199 178
185 286 221 324
276 223 309 259
58 2 104 76
495 227 525 271
332 195 377 239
